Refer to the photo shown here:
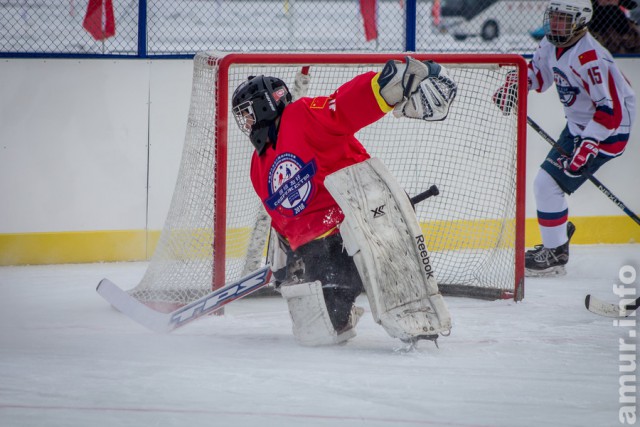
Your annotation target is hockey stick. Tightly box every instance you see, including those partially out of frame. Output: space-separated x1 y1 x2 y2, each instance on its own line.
585 294 639 318
527 116 640 226
410 184 439 205
97 265 272 333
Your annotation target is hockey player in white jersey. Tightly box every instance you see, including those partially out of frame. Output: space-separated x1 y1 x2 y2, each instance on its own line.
493 0 636 277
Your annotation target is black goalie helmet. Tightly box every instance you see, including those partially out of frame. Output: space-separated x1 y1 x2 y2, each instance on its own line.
232 75 292 155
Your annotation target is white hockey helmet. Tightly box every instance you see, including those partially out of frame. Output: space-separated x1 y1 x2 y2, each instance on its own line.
544 0 593 47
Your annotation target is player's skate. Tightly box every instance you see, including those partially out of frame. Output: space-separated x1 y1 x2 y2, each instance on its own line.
525 222 575 277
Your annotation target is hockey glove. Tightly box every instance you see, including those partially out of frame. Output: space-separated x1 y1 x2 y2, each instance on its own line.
393 61 458 121
563 137 599 177
379 56 431 106
492 71 518 116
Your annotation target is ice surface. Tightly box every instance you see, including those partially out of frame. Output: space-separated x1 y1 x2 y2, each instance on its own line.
0 244 638 427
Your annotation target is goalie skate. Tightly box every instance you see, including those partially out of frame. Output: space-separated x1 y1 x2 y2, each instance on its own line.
325 158 452 342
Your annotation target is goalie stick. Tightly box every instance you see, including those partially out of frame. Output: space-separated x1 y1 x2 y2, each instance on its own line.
410 184 439 205
97 265 272 333
585 294 639 318
98 179 436 334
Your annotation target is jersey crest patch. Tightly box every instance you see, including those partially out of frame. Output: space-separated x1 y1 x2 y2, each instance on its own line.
265 153 317 216
553 67 580 107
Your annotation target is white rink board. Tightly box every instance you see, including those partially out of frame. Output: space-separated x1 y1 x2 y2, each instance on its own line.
0 57 638 234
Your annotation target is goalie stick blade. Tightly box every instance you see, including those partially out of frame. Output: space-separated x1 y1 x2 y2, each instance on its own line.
585 295 639 318
97 265 272 333
97 279 170 332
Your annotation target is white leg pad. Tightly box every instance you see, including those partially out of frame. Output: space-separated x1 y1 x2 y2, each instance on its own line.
325 158 452 341
279 281 360 346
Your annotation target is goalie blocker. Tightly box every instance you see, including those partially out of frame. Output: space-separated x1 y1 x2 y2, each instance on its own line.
325 158 452 342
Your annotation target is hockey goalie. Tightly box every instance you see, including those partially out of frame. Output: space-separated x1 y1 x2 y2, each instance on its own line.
231 56 456 346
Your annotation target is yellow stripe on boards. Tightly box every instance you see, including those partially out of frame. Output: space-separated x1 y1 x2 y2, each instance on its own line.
0 216 637 266
524 216 639 246
420 218 516 251
0 230 149 266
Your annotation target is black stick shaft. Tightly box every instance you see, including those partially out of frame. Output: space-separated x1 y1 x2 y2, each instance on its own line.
627 296 640 311
411 185 439 205
527 117 640 227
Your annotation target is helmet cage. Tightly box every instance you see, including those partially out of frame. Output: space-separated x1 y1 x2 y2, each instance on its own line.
231 75 291 154
544 0 592 46
232 100 256 137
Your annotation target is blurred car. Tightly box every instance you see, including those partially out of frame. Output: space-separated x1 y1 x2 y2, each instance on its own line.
530 25 545 41
437 0 547 41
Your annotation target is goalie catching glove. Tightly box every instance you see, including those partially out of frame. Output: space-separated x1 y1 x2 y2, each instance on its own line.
379 56 457 122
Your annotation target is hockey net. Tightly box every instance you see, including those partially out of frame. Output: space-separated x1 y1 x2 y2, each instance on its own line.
129 52 527 311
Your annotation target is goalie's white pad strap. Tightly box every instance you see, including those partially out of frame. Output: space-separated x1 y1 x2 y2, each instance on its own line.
242 207 271 276
279 281 357 346
325 158 452 340
267 227 288 274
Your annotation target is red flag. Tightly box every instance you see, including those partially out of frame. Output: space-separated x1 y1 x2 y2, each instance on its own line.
432 0 441 27
83 0 116 41
359 0 378 41
578 49 598 65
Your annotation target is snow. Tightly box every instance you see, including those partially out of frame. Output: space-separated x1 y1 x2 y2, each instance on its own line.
0 244 638 427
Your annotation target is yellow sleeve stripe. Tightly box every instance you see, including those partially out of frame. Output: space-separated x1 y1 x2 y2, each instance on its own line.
371 72 394 113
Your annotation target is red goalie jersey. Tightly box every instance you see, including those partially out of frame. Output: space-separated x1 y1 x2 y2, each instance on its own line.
250 71 392 250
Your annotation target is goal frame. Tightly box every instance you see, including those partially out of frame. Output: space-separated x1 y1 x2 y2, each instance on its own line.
211 52 528 300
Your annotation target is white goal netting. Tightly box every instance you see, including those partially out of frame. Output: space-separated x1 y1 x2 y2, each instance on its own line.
129 52 527 311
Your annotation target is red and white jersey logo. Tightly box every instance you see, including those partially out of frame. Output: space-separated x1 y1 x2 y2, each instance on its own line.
264 153 317 217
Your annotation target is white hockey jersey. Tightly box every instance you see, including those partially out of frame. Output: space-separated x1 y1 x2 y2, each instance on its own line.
528 33 636 157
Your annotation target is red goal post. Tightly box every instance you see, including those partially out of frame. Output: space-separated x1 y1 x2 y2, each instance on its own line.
129 52 528 311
